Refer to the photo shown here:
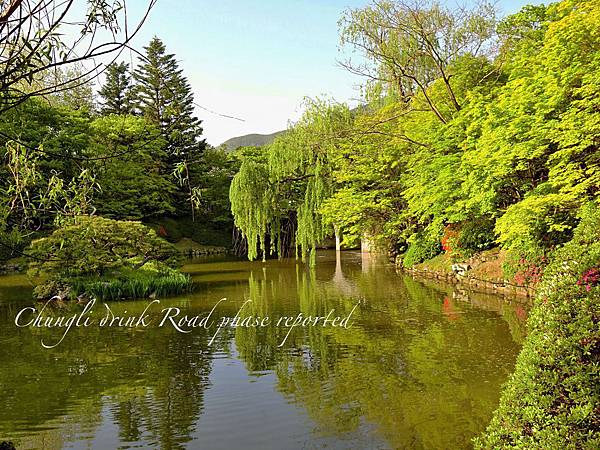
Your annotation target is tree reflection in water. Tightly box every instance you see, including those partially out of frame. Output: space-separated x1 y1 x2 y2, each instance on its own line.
0 251 527 449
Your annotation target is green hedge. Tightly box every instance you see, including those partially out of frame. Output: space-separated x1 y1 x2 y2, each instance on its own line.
402 227 442 267
476 203 600 449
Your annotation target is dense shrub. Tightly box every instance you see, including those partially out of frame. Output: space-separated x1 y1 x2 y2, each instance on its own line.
502 241 548 287
458 218 496 254
476 202 600 449
402 228 441 267
28 216 185 300
440 219 495 262
29 216 180 278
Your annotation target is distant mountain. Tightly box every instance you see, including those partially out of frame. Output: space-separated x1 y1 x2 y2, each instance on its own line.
219 130 285 151
219 104 367 151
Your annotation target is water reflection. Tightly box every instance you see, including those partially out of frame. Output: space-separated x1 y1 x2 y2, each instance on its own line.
0 251 527 449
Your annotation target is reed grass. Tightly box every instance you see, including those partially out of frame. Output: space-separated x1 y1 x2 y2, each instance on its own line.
70 268 192 301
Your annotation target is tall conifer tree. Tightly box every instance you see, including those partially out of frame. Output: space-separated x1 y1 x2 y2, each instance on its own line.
133 37 206 218
133 37 205 161
98 62 135 115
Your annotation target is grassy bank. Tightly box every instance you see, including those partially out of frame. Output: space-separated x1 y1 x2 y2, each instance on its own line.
405 248 536 298
70 267 192 301
34 265 193 302
173 237 228 257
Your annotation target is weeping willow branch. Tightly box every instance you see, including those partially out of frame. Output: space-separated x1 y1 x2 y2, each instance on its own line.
230 100 352 264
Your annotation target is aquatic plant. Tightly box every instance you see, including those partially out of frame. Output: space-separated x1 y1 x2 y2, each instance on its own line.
69 268 192 301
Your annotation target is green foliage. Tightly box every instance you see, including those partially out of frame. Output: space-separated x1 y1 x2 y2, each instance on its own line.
230 100 353 261
228 0 600 274
320 188 378 246
28 216 188 300
188 147 240 226
1 36 231 251
0 0 130 114
496 4 550 64
402 226 442 268
229 147 275 260
476 202 600 449
0 98 91 181
133 37 205 161
40 66 96 113
456 218 496 255
495 193 579 249
28 216 180 279
98 62 135 115
322 103 409 252
440 218 497 263
461 0 600 248
133 37 206 217
339 0 496 112
69 266 192 301
31 263 191 302
88 114 176 220
150 216 232 248
0 101 98 256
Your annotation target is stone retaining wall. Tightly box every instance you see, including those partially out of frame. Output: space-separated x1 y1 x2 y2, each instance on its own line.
404 266 536 301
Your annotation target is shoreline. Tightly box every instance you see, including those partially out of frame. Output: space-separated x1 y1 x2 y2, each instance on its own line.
396 248 537 302
404 266 536 302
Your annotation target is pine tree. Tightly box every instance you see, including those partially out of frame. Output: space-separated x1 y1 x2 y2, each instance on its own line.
133 37 205 161
98 62 134 115
133 37 206 219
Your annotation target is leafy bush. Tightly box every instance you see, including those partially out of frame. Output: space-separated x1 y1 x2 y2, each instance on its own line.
495 193 579 251
458 218 496 253
476 202 600 449
402 227 442 267
29 216 180 279
502 241 548 287
28 216 185 300
440 219 495 262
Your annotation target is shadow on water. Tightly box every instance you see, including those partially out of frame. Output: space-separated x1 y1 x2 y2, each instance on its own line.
0 250 527 450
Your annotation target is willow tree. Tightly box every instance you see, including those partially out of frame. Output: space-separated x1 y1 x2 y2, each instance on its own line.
339 0 497 122
230 99 352 263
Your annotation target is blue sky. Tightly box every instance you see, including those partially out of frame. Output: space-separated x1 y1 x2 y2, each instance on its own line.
118 0 546 145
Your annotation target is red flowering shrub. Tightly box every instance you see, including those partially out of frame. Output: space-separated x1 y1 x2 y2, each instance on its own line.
577 267 599 291
513 259 544 286
441 224 459 253
503 244 548 287
441 219 495 262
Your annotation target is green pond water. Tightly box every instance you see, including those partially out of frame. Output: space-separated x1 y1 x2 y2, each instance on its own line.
0 251 528 450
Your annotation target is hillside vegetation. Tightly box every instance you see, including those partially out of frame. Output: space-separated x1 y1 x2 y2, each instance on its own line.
220 131 285 151
228 1 600 446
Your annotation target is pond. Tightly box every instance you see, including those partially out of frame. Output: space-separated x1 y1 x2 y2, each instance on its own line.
0 251 528 450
